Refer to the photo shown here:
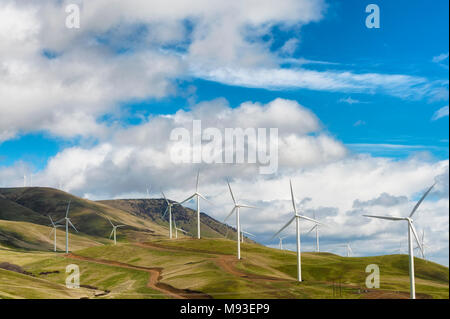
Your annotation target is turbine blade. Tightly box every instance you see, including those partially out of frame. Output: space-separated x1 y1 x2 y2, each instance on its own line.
289 180 297 214
109 229 114 239
242 231 255 236
162 206 169 218
196 170 200 192
306 224 317 235
271 216 296 240
107 217 114 227
68 219 78 232
410 222 423 256
161 191 169 205
363 214 404 221
409 183 435 218
298 214 321 225
180 194 195 204
227 180 236 205
49 216 55 226
56 218 65 224
239 204 257 209
116 225 125 228
223 207 236 222
49 228 55 237
65 200 71 218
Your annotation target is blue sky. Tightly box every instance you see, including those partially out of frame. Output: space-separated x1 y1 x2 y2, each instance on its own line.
0 0 448 265
1 0 448 170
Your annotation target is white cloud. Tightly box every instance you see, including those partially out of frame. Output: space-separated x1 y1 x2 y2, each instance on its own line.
432 52 449 63
279 38 300 56
1 97 448 265
339 96 364 105
432 105 449 121
192 66 448 100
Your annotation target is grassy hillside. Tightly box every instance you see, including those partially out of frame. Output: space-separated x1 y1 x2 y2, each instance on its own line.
0 220 104 251
0 187 448 299
0 238 447 299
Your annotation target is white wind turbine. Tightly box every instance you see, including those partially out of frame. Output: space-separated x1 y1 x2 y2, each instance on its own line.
364 183 435 299
107 217 125 245
278 236 287 250
48 216 63 252
271 180 321 282
174 219 188 239
223 180 256 260
306 211 323 252
342 242 353 257
180 171 208 239
162 191 183 239
56 201 78 253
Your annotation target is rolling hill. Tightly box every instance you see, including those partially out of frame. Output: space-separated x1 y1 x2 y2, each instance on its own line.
0 187 448 299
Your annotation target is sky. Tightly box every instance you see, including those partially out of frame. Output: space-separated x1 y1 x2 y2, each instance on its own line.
0 0 449 265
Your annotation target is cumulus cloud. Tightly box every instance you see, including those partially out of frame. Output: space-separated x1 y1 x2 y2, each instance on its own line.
1 0 448 144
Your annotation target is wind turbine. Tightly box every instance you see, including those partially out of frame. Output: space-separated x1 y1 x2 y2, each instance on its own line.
271 180 320 282
174 219 188 239
278 236 287 250
306 212 322 252
56 201 78 254
364 182 435 299
180 171 208 239
223 180 256 260
162 191 183 239
107 217 125 245
344 243 353 257
48 216 63 252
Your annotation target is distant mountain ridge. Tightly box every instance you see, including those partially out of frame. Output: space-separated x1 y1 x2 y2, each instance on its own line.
0 187 241 251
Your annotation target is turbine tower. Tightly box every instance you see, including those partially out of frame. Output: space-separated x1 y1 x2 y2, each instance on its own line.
180 171 208 239
162 191 182 239
364 182 435 299
48 216 63 252
56 201 78 253
223 180 256 260
271 180 320 282
107 217 125 245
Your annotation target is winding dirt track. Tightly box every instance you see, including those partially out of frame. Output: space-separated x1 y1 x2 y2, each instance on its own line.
65 253 211 299
135 242 290 282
